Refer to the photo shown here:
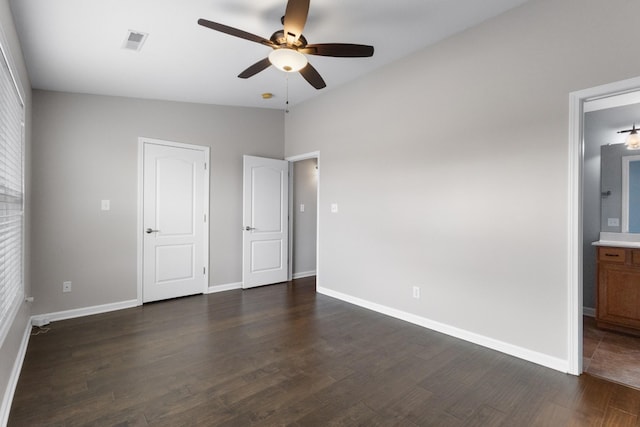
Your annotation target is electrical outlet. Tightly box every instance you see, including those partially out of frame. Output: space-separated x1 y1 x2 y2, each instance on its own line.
63 281 72 293
412 286 420 299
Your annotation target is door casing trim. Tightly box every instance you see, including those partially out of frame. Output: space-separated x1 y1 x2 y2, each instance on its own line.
137 137 210 305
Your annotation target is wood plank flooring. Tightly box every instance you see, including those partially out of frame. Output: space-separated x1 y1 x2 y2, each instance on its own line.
9 277 640 426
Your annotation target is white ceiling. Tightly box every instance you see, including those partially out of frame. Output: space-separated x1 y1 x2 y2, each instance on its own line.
9 0 530 109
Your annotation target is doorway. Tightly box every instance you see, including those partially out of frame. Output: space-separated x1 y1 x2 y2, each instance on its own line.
137 138 210 303
287 152 320 285
291 158 318 280
569 77 640 377
581 93 640 388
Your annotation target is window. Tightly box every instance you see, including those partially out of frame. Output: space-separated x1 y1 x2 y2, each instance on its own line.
0 41 24 347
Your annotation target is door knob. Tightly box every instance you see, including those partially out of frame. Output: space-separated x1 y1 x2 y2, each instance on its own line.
244 226 255 231
146 228 160 234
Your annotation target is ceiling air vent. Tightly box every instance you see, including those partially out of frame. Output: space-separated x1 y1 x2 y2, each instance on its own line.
122 30 148 51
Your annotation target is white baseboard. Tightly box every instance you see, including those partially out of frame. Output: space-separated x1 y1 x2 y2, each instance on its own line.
583 307 595 317
317 286 569 374
0 318 32 427
207 282 242 294
292 270 316 280
31 299 139 325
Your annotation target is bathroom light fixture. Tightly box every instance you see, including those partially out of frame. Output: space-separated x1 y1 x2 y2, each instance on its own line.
618 124 640 150
268 48 308 72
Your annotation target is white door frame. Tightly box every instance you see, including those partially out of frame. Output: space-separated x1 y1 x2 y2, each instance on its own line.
137 137 210 305
568 76 640 375
286 151 320 284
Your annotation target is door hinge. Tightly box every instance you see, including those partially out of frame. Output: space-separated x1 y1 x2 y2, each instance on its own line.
203 267 206 275
204 162 207 170
204 213 207 222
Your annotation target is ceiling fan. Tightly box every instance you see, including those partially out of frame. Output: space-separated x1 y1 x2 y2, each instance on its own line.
197 0 374 90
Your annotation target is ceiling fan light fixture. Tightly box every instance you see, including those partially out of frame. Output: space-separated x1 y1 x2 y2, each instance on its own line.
268 48 307 72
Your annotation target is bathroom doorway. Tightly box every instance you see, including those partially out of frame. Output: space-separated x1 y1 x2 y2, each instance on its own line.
581 90 640 388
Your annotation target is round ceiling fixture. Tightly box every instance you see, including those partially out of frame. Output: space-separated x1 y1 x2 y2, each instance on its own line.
268 48 307 72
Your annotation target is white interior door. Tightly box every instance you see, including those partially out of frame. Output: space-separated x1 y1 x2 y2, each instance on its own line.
243 155 289 289
143 141 208 302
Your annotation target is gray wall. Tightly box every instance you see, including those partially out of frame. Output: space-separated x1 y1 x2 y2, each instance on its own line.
292 158 317 275
31 91 283 315
285 0 640 362
0 0 31 416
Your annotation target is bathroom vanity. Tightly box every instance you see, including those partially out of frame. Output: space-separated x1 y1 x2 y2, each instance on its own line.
593 234 640 336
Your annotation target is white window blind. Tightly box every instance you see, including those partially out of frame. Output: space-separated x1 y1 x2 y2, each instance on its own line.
0 42 24 347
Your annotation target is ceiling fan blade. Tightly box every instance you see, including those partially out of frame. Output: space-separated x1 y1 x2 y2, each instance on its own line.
198 18 275 48
238 58 272 79
300 43 374 58
299 63 326 90
283 0 310 45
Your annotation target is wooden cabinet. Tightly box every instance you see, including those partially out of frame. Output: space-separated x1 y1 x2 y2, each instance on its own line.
597 246 640 335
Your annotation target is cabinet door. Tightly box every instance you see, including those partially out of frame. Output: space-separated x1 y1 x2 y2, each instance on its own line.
598 263 640 328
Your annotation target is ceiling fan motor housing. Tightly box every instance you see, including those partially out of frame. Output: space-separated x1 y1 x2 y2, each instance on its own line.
270 30 308 49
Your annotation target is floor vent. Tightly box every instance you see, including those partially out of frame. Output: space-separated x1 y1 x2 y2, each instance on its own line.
123 30 148 51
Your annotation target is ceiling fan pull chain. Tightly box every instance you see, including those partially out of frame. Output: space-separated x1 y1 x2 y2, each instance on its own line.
285 74 290 114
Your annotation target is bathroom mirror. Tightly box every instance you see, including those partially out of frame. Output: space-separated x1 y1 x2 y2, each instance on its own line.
622 155 640 232
601 144 640 233
601 144 624 232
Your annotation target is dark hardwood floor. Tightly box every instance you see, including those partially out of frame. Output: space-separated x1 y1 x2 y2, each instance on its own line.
9 277 640 426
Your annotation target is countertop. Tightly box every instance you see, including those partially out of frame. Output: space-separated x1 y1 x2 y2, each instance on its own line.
592 240 640 248
592 232 640 248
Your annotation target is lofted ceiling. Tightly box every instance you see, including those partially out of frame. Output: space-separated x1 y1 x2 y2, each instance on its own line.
10 0 530 109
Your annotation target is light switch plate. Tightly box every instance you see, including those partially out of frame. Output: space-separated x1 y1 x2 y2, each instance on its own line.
101 200 110 211
300 204 305 213
608 218 620 227
331 203 338 213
